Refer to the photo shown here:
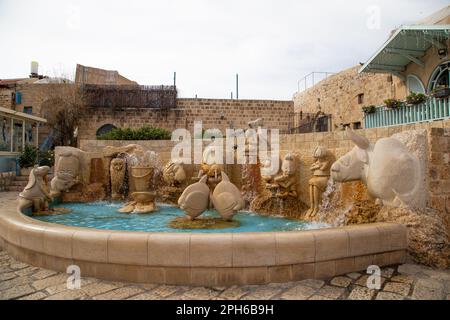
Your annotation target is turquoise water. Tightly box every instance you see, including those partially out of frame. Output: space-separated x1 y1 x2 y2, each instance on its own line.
33 202 329 233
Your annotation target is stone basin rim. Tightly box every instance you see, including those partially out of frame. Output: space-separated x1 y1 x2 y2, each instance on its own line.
0 200 408 285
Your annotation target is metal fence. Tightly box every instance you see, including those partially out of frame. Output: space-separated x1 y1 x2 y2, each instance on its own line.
364 98 450 128
287 112 331 134
81 84 177 109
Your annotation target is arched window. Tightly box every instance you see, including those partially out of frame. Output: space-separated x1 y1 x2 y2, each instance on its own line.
96 124 117 136
407 75 425 94
428 61 450 93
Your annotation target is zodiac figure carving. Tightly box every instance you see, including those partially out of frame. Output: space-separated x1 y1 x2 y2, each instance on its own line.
305 146 331 219
110 158 126 200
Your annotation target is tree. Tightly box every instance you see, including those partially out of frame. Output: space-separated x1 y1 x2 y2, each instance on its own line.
40 83 86 147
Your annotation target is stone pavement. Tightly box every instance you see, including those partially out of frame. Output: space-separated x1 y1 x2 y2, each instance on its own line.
0 249 449 300
0 191 449 300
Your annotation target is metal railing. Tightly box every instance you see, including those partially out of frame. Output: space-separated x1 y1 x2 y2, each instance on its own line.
364 98 450 128
296 72 335 93
287 112 332 134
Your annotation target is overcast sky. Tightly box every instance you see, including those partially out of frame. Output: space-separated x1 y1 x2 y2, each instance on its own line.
0 0 448 100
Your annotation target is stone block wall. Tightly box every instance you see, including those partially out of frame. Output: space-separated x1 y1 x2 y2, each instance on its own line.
77 98 293 140
293 66 407 129
427 127 450 231
80 119 450 217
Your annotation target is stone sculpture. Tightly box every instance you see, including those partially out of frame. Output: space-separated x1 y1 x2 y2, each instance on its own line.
178 175 210 220
211 172 245 221
273 153 298 199
119 166 157 214
50 150 80 197
18 166 52 212
305 146 331 219
110 158 126 200
260 155 279 188
331 128 422 207
163 161 186 187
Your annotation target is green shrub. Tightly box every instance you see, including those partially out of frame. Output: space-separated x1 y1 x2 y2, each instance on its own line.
97 125 171 140
18 144 38 168
38 149 55 167
406 92 427 105
384 98 404 109
362 105 376 114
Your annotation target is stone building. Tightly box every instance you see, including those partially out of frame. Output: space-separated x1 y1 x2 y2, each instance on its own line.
294 5 450 130
0 65 294 146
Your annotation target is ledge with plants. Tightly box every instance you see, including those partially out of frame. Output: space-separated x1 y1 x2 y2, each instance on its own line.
362 105 377 114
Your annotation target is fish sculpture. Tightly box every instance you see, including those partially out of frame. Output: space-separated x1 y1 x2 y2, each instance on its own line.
211 172 245 221
177 175 210 220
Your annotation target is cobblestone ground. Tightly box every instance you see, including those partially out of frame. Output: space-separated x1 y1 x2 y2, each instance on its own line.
0 191 449 300
1 249 449 300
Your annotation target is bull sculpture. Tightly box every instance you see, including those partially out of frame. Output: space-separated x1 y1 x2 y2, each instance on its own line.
330 128 422 208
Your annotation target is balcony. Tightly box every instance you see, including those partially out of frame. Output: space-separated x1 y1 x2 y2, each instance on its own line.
364 98 450 129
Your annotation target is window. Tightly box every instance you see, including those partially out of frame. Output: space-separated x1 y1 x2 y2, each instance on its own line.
428 61 450 92
357 93 364 104
23 106 33 114
353 122 362 130
96 124 117 136
407 75 425 94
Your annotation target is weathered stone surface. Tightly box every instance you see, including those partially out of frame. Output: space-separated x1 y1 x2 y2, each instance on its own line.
147 285 179 298
376 291 404 300
297 279 325 289
93 287 144 300
356 275 386 287
377 207 448 269
383 282 411 296
32 274 69 291
32 269 58 280
0 272 16 281
178 287 220 300
80 282 119 296
308 295 333 300
45 289 87 300
279 285 316 300
241 287 282 300
346 272 361 280
316 285 345 299
219 287 249 300
18 291 48 300
0 284 36 300
348 286 376 300
411 279 445 300
391 275 414 284
398 264 424 275
0 247 449 301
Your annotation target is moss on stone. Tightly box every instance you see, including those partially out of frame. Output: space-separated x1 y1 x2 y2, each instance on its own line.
169 216 239 230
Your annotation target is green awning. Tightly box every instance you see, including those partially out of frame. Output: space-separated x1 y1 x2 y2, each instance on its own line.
359 25 450 78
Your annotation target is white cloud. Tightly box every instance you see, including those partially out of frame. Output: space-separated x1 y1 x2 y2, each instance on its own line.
0 0 448 99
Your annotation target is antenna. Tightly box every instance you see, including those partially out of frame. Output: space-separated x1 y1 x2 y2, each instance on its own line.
236 74 239 99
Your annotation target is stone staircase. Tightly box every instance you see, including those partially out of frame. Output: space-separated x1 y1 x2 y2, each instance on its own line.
5 173 54 192
5 175 28 192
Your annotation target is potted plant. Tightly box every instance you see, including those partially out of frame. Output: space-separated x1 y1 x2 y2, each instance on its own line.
431 86 450 99
384 98 404 110
362 105 377 114
18 144 38 176
38 149 55 171
406 92 427 105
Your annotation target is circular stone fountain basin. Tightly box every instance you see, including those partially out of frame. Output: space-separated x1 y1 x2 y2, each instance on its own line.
32 202 329 233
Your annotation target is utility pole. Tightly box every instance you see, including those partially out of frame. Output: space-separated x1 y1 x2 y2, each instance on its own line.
231 92 233 100
236 74 239 100
173 72 176 87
